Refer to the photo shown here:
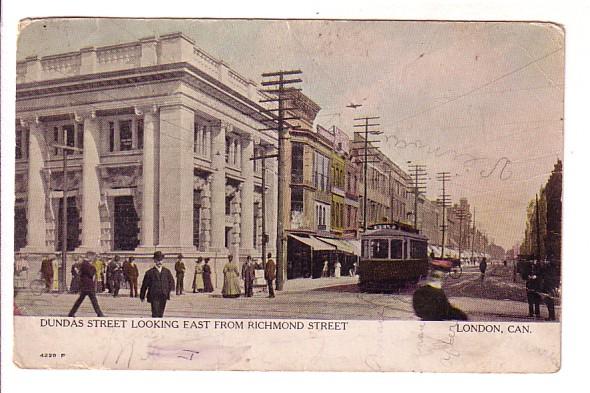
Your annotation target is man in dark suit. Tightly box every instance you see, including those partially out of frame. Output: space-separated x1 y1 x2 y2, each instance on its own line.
140 251 175 318
68 251 105 317
264 253 276 298
242 255 256 297
174 254 186 295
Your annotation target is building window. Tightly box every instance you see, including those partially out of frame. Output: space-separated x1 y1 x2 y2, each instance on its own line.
137 119 144 150
15 127 29 160
49 123 83 157
225 227 231 249
119 120 133 151
313 152 330 192
225 195 232 215
291 143 304 183
193 190 201 249
106 118 143 153
109 122 115 152
291 187 303 212
194 121 210 158
225 137 231 164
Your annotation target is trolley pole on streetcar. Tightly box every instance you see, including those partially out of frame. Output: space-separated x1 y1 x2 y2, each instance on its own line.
51 143 83 293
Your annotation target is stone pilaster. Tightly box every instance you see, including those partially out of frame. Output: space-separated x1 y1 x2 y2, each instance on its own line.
77 112 102 252
210 121 228 252
200 178 212 250
157 105 195 252
23 118 49 252
232 185 242 261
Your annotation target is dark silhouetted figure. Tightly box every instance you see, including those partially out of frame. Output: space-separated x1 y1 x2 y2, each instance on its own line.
174 254 185 295
68 252 105 317
413 270 468 321
479 258 488 282
265 253 276 298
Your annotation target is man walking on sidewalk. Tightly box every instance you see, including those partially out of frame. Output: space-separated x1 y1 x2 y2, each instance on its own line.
174 254 186 295
141 251 175 318
264 253 276 298
68 251 105 317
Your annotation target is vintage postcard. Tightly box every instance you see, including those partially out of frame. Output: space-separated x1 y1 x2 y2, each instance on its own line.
10 18 563 372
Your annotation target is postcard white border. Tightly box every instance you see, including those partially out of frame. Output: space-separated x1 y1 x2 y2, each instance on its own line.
2 0 589 391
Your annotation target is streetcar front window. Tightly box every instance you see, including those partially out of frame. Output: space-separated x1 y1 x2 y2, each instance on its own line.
390 239 403 259
370 239 389 259
410 240 427 259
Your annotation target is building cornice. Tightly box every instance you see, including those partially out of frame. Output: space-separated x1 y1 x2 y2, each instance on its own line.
16 62 275 129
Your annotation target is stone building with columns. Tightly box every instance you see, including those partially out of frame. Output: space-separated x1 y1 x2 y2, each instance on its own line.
15 33 278 274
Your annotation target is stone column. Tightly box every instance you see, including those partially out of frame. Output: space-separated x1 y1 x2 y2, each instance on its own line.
240 136 254 254
157 105 195 252
24 118 49 252
200 179 212 250
209 121 228 252
232 186 242 261
77 113 102 251
140 106 159 249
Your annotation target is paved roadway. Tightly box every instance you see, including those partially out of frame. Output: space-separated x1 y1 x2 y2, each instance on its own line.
14 273 558 322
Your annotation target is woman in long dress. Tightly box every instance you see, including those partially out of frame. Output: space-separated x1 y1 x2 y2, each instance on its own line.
192 258 205 293
222 255 241 298
202 258 214 293
69 257 81 293
334 261 341 278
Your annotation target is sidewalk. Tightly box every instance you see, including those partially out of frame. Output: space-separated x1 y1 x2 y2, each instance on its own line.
282 276 359 293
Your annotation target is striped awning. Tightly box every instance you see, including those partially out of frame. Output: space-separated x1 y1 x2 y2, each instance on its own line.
289 234 336 251
314 237 356 254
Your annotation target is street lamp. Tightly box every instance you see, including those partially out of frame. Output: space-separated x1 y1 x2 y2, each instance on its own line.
51 143 83 292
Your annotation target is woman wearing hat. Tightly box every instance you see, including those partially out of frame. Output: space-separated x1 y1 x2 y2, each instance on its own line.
202 258 214 293
222 255 241 298
192 257 205 293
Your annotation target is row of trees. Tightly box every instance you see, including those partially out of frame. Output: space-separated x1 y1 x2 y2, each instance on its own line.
520 160 562 265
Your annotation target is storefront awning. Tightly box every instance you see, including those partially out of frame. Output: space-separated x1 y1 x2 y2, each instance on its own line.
314 237 356 254
345 239 361 256
289 234 336 251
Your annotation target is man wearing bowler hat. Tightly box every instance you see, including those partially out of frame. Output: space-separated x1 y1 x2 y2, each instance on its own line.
140 251 175 318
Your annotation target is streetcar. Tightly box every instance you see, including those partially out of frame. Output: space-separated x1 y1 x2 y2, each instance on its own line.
358 222 429 292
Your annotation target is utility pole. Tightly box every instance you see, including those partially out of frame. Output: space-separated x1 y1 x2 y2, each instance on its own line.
250 144 279 269
352 116 381 231
51 143 83 292
535 193 541 261
470 208 476 263
456 207 468 262
408 163 427 231
259 70 302 291
436 172 451 259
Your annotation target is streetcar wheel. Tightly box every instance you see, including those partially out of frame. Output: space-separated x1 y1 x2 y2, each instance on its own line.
449 267 462 279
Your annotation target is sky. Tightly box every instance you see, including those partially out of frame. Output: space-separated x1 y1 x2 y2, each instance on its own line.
17 18 564 249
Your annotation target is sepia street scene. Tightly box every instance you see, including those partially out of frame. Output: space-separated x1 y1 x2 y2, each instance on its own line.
13 19 563 322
